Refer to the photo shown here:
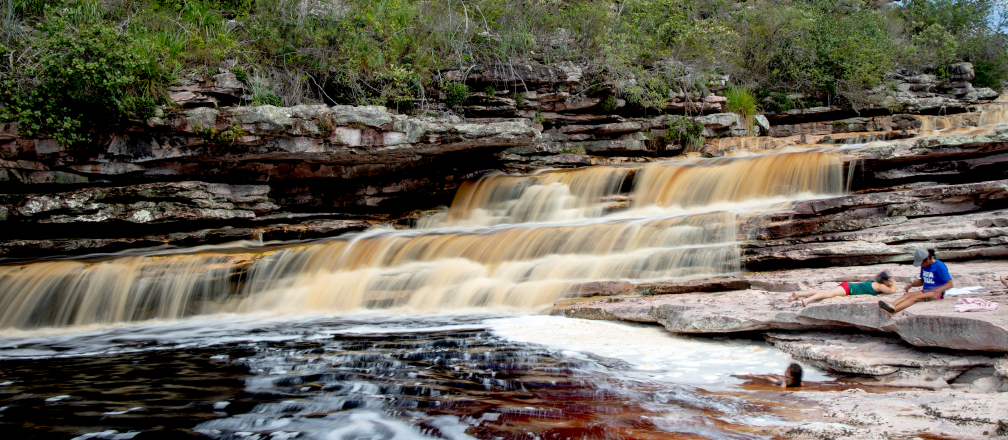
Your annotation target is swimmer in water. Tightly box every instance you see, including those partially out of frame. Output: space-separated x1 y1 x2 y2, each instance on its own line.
747 363 803 389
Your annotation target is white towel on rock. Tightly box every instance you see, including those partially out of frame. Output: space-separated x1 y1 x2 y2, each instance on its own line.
955 298 998 312
944 286 987 296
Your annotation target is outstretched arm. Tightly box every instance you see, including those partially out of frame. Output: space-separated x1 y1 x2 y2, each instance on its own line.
747 373 784 387
875 282 897 294
904 278 923 292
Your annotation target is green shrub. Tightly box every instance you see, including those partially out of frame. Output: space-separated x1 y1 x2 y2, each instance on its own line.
231 67 249 84
1 18 160 147
130 95 157 120
902 0 1008 85
512 92 527 107
0 0 1004 131
598 95 619 113
483 85 495 97
723 86 758 132
252 92 282 106
960 33 1008 88
764 93 795 113
912 24 959 76
666 116 705 153
902 0 994 36
731 3 896 108
390 94 415 113
444 82 469 107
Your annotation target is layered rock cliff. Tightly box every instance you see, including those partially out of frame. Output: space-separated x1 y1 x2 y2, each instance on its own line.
1 60 1005 265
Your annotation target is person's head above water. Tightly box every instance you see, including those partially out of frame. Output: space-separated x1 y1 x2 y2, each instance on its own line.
785 363 803 387
874 271 893 287
912 248 937 267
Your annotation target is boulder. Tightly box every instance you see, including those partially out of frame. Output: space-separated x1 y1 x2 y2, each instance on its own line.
695 112 740 129
975 87 1001 100
754 115 770 135
554 61 583 84
949 62 976 82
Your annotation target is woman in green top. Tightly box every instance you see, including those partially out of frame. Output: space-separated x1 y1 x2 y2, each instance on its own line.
788 272 897 306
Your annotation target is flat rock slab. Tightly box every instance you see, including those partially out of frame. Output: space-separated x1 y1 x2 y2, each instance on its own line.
765 332 1003 389
551 262 1008 352
758 388 1008 439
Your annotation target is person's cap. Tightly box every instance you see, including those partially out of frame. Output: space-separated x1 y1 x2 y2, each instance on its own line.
912 248 928 266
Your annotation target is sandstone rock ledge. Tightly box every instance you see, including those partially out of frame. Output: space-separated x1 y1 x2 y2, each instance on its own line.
752 387 1008 439
551 263 1008 391
551 262 1008 350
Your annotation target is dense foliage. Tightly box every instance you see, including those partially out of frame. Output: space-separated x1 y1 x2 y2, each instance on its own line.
1 0 1005 144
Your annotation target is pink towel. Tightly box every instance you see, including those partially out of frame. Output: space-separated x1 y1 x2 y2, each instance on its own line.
954 297 999 312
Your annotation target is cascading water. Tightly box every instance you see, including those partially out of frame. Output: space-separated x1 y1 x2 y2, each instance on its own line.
915 102 1008 135
3 104 1007 440
416 166 633 228
0 151 844 330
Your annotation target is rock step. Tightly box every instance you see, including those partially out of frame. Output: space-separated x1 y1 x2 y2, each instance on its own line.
549 261 1008 352
765 332 1005 390
0 218 381 263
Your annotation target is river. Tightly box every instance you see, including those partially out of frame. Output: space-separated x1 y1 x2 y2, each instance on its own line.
2 105 1006 438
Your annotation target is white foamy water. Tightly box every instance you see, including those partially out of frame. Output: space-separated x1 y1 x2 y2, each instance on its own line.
487 315 831 390
0 313 831 391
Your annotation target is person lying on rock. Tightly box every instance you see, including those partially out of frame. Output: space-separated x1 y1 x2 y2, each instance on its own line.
747 363 803 389
1001 275 1008 289
878 248 953 316
787 271 896 306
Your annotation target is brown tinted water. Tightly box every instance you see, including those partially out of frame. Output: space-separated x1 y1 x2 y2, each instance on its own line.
7 112 1008 438
0 315 789 439
0 151 844 331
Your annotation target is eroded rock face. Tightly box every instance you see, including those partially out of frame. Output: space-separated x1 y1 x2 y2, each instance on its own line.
0 218 380 261
1 57 1005 261
743 195 1008 270
1 182 276 224
764 332 1001 389
167 72 247 108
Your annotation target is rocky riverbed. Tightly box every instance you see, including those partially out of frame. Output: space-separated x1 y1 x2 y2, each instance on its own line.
747 386 1008 439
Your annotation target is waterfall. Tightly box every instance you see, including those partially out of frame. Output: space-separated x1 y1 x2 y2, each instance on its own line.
0 151 845 330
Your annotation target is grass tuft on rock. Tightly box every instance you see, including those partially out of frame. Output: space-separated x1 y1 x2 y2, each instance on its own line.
723 87 758 134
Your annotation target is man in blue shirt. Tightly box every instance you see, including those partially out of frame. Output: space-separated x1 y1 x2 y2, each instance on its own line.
879 248 953 315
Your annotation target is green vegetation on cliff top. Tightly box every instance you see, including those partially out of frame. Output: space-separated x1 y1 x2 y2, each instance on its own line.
1 0 1006 146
